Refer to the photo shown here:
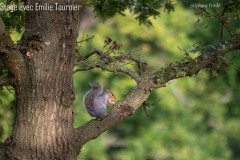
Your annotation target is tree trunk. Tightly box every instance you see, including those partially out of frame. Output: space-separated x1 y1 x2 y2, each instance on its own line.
1 0 239 159
3 0 84 159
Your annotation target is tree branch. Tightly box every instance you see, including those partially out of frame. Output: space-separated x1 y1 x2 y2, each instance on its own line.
74 79 154 150
0 17 25 77
75 48 147 82
153 34 240 85
0 141 7 160
97 63 142 82
80 49 103 60
74 33 240 151
220 2 240 40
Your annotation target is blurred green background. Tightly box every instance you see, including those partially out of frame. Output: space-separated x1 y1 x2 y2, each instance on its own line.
1 1 240 160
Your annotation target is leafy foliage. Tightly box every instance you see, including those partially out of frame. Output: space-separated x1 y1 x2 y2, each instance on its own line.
75 1 240 160
87 0 175 26
0 0 240 159
0 87 14 141
0 0 25 33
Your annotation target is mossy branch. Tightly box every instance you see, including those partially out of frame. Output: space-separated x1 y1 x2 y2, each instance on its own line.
74 33 240 151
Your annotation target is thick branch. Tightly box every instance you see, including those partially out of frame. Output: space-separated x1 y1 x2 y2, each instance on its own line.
0 17 25 77
74 34 240 152
74 79 153 150
154 34 240 84
0 141 7 160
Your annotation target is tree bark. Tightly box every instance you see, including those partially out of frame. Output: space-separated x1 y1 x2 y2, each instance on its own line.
0 0 240 159
73 33 240 152
1 0 84 159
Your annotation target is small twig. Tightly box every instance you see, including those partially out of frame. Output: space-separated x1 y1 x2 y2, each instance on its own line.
154 33 240 85
82 49 104 60
97 64 142 82
73 67 95 74
223 1 240 12
5 86 15 95
143 102 149 117
220 2 240 41
77 35 95 44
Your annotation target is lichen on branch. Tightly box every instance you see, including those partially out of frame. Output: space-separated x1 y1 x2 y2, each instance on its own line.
74 34 240 150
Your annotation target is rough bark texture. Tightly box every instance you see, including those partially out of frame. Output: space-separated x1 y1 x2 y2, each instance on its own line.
0 0 240 159
74 79 152 148
1 0 84 159
73 34 240 152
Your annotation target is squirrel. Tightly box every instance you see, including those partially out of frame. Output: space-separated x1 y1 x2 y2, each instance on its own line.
83 82 116 118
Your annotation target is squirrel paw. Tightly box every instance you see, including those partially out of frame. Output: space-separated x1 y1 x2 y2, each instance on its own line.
95 117 103 121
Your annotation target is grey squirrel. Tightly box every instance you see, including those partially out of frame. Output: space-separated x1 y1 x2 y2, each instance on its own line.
83 82 116 118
